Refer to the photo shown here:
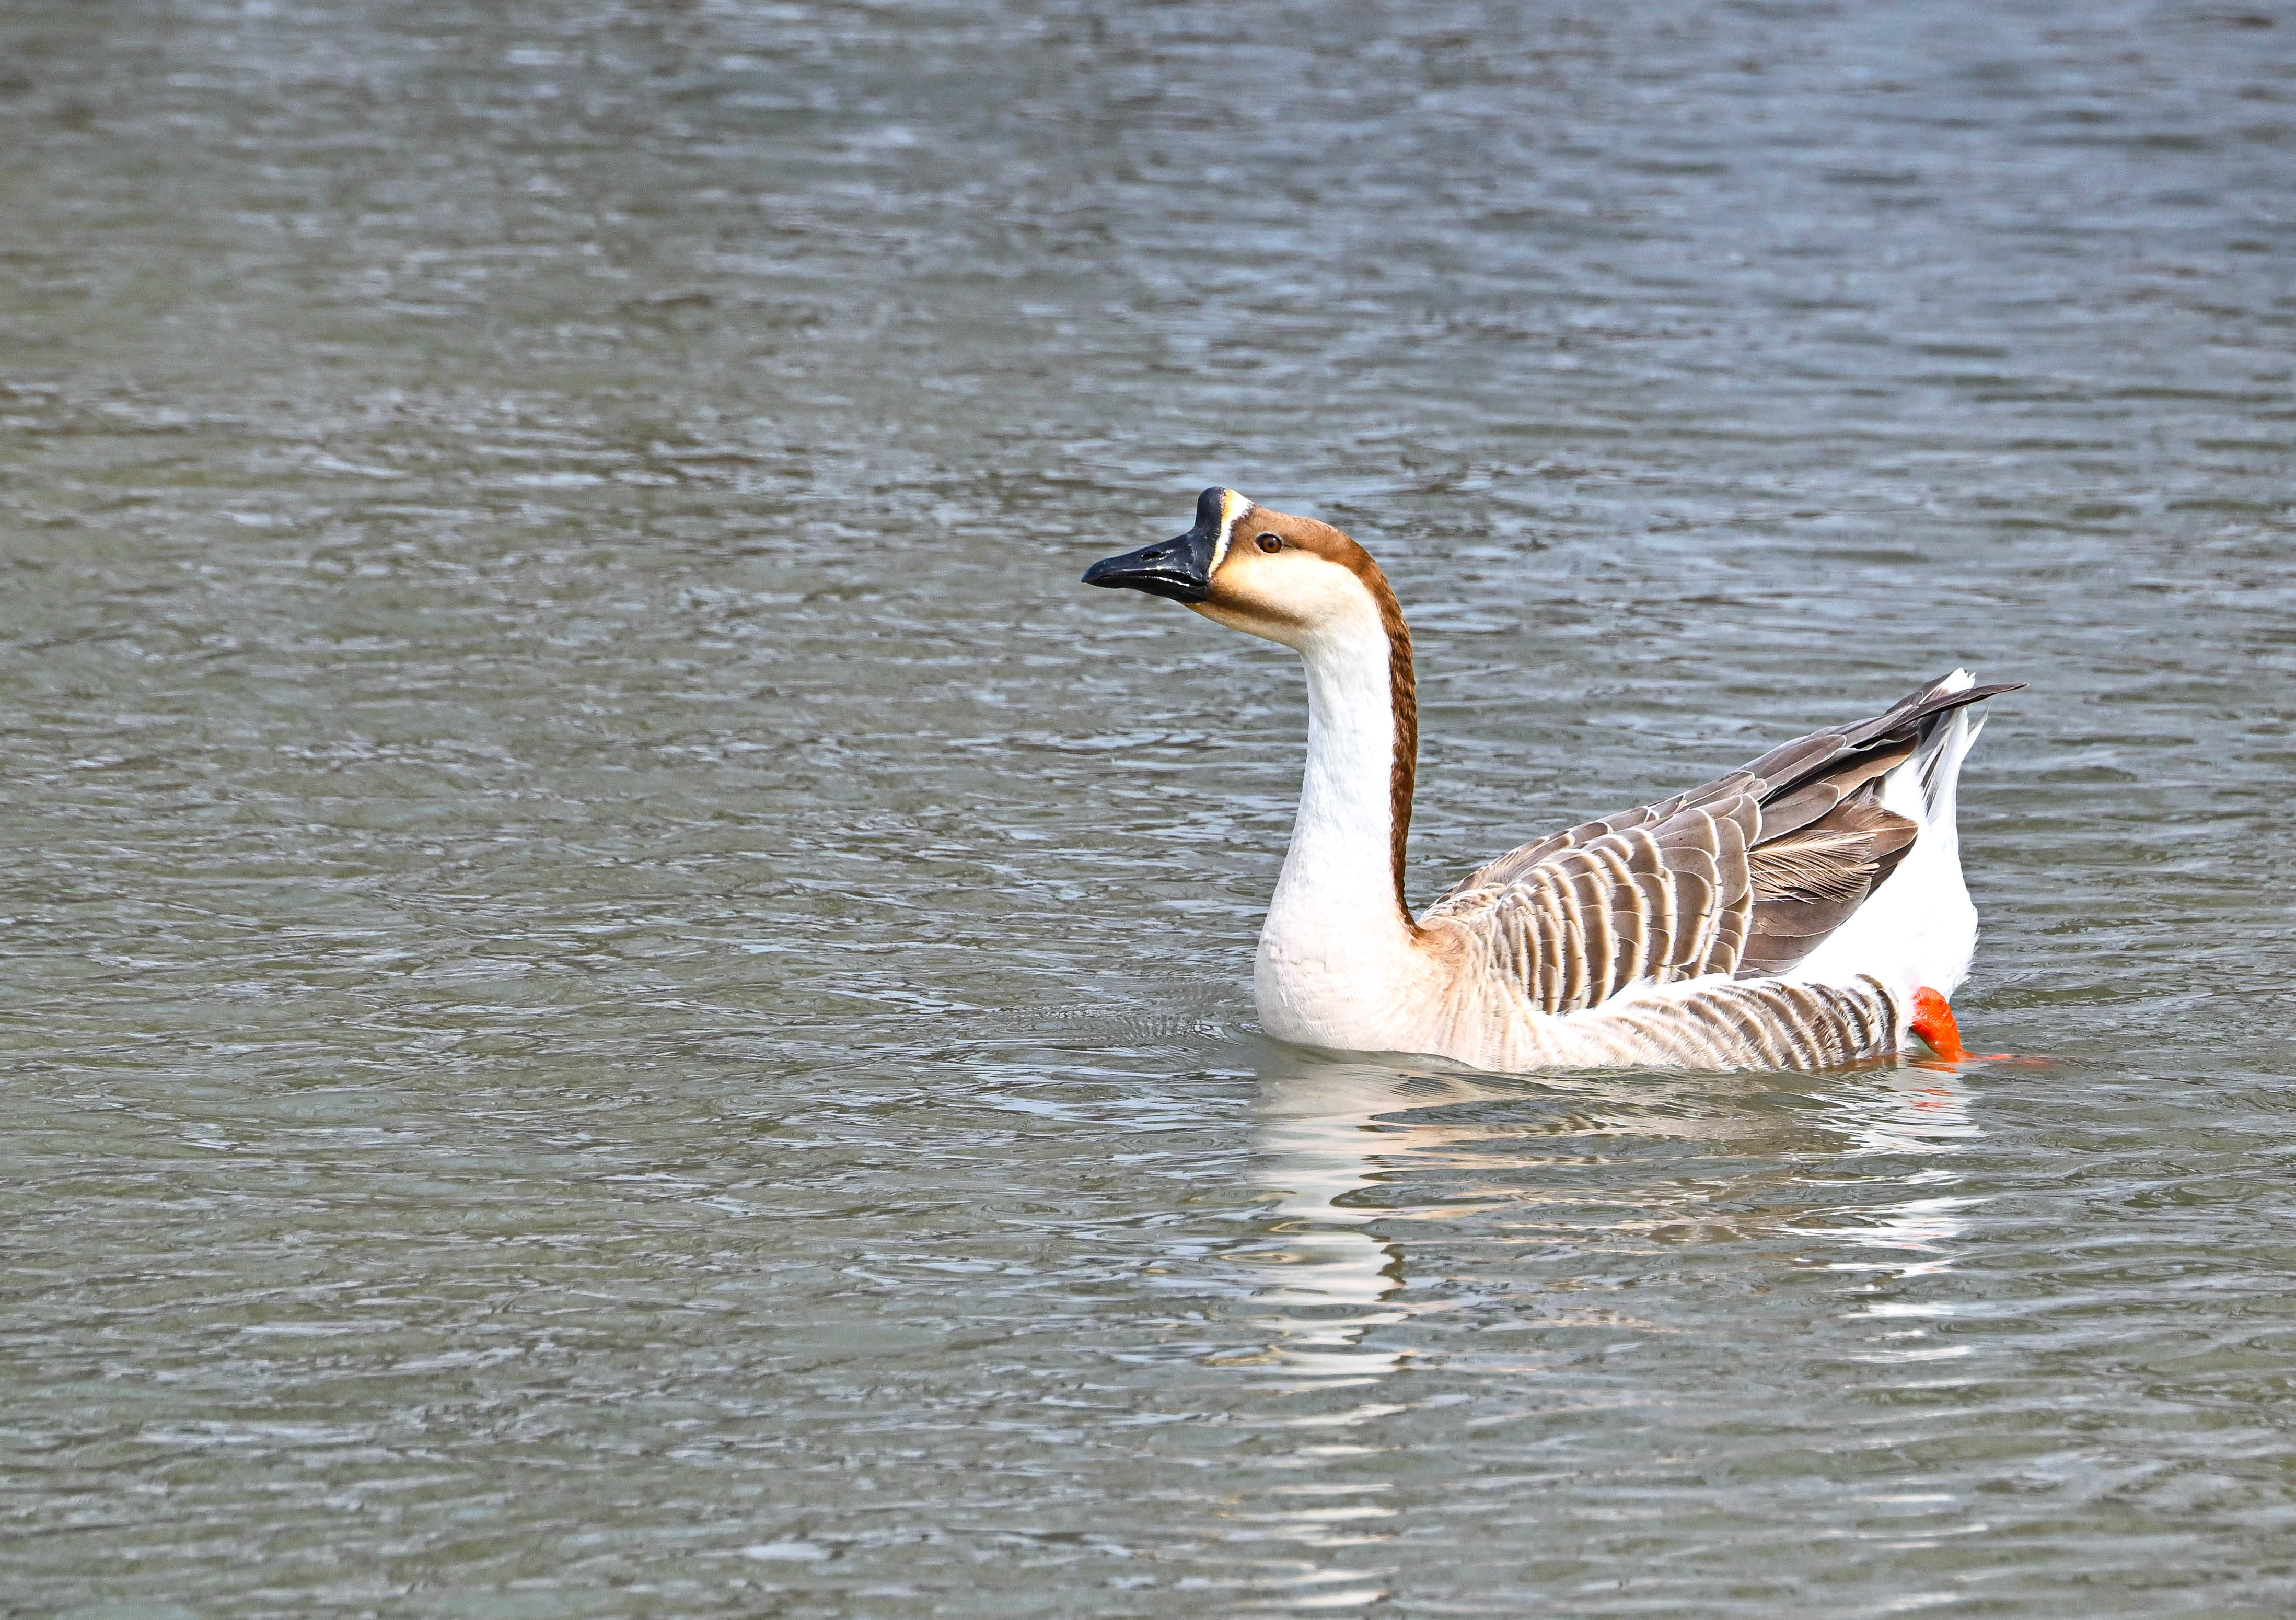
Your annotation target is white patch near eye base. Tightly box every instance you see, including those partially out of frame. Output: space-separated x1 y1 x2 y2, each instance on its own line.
1211 487 1254 573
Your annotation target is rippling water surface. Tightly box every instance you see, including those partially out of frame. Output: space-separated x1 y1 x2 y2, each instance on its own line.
5 2 2294 1615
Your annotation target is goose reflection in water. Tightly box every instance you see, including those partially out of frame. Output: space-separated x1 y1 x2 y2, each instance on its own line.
1222 1045 1986 1388
1810 1060 1986 1284
1203 1048 1987 1610
1221 1053 1464 1389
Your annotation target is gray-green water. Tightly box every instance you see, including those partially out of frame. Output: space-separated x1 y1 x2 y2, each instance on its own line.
5 3 2294 1615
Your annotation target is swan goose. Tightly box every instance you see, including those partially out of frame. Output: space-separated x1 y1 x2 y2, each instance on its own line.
1083 487 2018 1072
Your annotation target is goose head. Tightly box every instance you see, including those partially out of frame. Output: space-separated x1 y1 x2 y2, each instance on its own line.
1083 487 1401 653
1083 485 1423 934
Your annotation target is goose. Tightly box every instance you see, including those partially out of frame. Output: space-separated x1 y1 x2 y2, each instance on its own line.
1082 488 2019 1072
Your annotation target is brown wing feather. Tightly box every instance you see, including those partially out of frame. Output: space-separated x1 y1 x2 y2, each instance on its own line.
1428 794 1759 1015
1426 674 2018 1009
1738 786 1918 977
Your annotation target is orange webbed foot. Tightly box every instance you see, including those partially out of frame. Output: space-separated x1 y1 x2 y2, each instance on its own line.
1908 986 2020 1064
1908 987 1968 1060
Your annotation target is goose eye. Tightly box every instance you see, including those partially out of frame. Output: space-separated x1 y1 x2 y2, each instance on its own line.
1254 532 1282 553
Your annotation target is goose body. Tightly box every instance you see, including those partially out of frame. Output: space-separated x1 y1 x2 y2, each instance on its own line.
1085 488 2017 1073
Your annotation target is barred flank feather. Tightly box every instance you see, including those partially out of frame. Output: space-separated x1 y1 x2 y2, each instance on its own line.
1584 976 1904 1070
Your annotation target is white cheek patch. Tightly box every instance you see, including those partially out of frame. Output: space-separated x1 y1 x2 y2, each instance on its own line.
1210 486 1254 573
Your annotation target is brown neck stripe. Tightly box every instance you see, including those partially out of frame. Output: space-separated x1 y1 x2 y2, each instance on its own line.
1364 569 1419 931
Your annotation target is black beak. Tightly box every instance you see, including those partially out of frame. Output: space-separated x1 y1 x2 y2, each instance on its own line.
1082 487 1229 603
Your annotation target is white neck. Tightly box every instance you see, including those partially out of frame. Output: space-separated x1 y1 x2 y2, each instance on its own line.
1254 612 1425 1047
